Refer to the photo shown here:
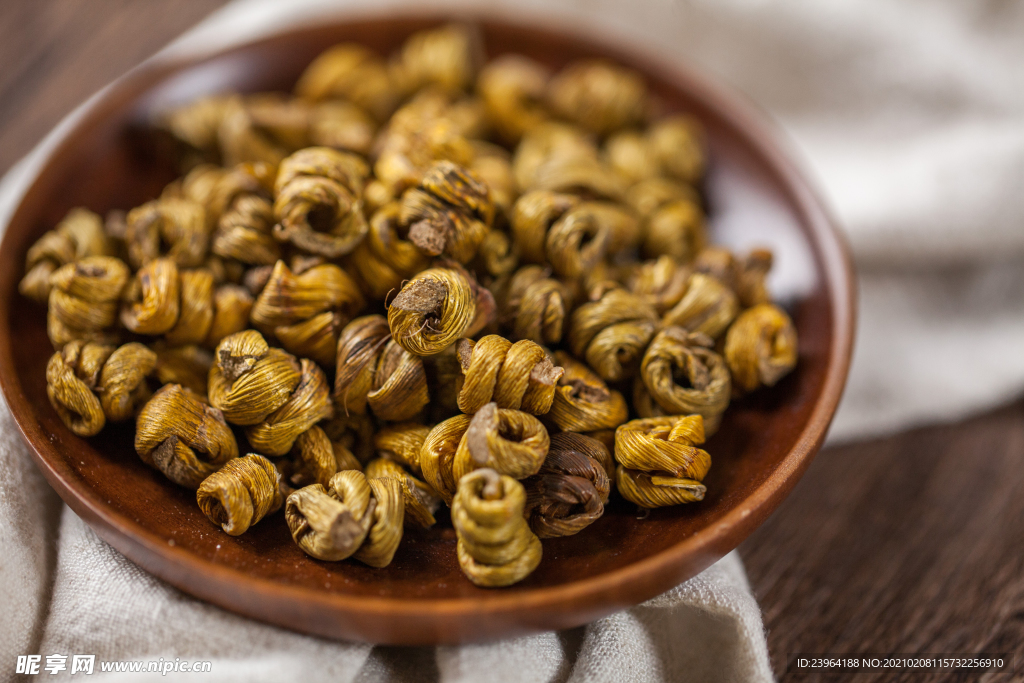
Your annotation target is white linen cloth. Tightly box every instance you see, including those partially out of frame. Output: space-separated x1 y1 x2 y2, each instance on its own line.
2 0 1022 680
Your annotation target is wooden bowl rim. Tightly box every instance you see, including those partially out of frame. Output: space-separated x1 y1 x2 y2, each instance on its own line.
0 11 856 641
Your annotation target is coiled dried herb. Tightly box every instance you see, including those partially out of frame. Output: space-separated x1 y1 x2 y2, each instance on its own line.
452 402 549 483
125 196 208 269
365 457 441 528
47 255 129 348
662 272 738 340
120 258 180 336
567 287 659 382
636 327 731 433
452 468 542 587
245 358 333 456
295 43 399 121
347 202 430 299
209 164 281 266
627 256 690 314
390 23 478 96
197 454 283 535
153 344 213 396
20 208 112 304
547 60 648 135
477 54 550 144
724 303 798 394
135 384 238 488
548 351 629 433
455 335 563 414
419 413 472 505
272 147 369 257
401 160 494 263
523 432 610 538
615 415 709 508
277 424 338 489
249 259 365 366
208 329 302 425
387 265 493 356
374 422 431 475
501 265 572 346
694 247 774 309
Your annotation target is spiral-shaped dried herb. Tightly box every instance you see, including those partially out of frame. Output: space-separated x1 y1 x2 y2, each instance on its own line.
135 384 238 488
615 415 709 508
217 95 289 168
374 422 431 475
387 265 493 356
642 198 706 263
153 344 213 396
477 54 550 144
401 161 494 263
647 115 706 185
452 402 549 485
365 457 441 528
272 147 370 257
662 273 738 340
625 176 698 220
512 122 595 190
206 284 255 348
627 256 690 314
390 23 478 95
455 335 563 414
346 202 430 299
285 469 404 567
419 414 471 505
295 43 399 121
523 432 611 538
276 424 339 490
120 258 180 336
165 268 215 347
567 287 660 382
197 454 283 535
209 164 281 266
249 260 365 366
724 304 798 394
125 196 208 269
332 315 429 421
547 59 648 135
501 265 572 346
548 351 629 433
20 208 113 303
245 358 333 456
453 468 542 587
694 247 774 309
47 256 129 348
208 330 302 425
46 340 157 436
637 327 731 433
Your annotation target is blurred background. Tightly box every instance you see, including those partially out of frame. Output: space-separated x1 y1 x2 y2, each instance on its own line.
1 0 1021 679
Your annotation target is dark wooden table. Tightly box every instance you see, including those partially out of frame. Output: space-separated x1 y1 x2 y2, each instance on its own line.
3 1 1021 680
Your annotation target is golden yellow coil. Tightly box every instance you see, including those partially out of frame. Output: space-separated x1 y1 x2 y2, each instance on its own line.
346 202 430 299
452 402 549 484
365 457 440 529
153 345 212 397
502 265 572 346
477 54 550 144
208 330 302 426
615 468 706 508
135 384 239 488
724 303 798 393
197 454 283 536
47 255 129 349
567 287 660 382
548 351 629 433
614 415 710 480
120 258 181 336
387 266 479 356
662 272 739 340
546 59 648 135
294 43 399 121
374 422 431 475
245 358 334 456
125 196 208 269
452 468 542 587
455 335 563 415
419 414 472 505
523 432 610 538
627 256 690 314
390 23 478 96
278 424 338 489
20 208 112 304
637 327 731 432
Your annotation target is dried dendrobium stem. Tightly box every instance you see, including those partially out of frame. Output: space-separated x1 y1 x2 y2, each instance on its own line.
208 329 302 425
636 326 731 433
20 208 113 303
512 122 596 191
250 260 365 367
153 344 213 397
272 147 370 258
165 268 215 347
452 402 550 483
501 265 572 346
694 247 774 309
724 304 798 394
452 468 542 587
197 454 283 535
372 90 476 195
548 351 629 433
510 190 579 264
125 196 208 269
98 342 158 422
567 287 659 382
120 258 181 336
646 115 707 185
210 166 281 267
470 141 518 219
455 335 563 414
159 94 233 157
387 265 494 356
614 415 709 508
477 54 551 144
419 413 472 505
523 432 611 538
367 339 430 421
217 95 289 168
245 358 334 457
400 161 494 264
390 23 479 96
308 100 378 156
603 130 655 185
333 315 391 416
546 59 649 135
627 256 691 314
662 272 739 340
347 202 431 299
624 176 699 222
279 425 338 489
47 255 129 349
294 43 399 121
206 284 255 348
135 384 238 488
365 457 441 529
473 228 518 288
642 198 706 263
374 422 432 476
345 471 404 568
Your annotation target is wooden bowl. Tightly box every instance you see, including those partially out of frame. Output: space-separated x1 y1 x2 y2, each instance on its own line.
0 15 854 645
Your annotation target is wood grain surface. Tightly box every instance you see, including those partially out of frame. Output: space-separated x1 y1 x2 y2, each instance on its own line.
1 0 1019 678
